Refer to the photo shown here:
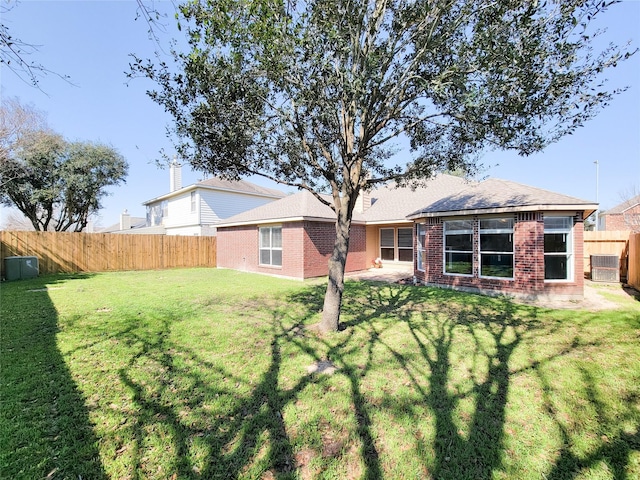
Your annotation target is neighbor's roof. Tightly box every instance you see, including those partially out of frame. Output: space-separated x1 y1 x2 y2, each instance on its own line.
216 174 470 227
196 177 285 197
408 178 598 219
99 217 147 233
602 194 640 215
143 177 286 205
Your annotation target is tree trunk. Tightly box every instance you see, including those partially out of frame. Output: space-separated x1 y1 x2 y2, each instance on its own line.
320 208 352 332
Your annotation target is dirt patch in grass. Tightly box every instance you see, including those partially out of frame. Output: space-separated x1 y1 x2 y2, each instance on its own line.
521 281 638 311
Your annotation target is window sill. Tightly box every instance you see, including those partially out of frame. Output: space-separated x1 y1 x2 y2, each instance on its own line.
479 276 514 281
259 264 282 269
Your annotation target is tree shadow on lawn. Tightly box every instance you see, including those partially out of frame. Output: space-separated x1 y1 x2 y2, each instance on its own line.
109 304 329 479
1 276 107 479
36 276 638 479
307 284 532 479
287 280 640 479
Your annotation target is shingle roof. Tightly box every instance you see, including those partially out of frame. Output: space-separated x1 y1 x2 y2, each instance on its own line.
604 194 640 215
215 190 341 226
99 217 147 233
196 177 286 198
408 178 598 218
143 177 285 205
217 174 470 227
362 175 471 223
217 176 597 227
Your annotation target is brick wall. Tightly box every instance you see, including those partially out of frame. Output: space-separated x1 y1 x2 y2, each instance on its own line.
603 205 640 232
415 212 585 299
218 220 367 279
302 221 366 277
513 213 544 295
345 224 368 273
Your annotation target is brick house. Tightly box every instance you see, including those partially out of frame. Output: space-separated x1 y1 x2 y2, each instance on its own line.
216 190 367 279
408 179 597 299
600 195 640 232
217 175 597 300
216 175 468 279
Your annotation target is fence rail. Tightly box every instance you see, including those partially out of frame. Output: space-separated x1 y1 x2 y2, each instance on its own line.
0 231 216 277
583 230 630 279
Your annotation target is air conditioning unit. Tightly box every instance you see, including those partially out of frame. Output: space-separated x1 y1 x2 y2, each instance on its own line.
4 256 39 281
590 254 619 283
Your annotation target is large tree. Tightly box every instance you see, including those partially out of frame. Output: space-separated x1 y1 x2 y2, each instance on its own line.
0 130 128 232
132 0 634 331
0 97 48 186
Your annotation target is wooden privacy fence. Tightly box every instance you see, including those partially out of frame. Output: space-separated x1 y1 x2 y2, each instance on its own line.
629 233 640 290
583 230 630 280
0 231 217 276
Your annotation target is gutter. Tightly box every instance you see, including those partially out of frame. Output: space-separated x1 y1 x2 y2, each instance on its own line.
408 204 599 220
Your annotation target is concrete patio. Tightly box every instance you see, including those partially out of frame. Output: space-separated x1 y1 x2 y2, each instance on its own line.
345 264 414 283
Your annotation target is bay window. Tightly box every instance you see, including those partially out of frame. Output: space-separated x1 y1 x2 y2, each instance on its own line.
417 224 426 271
444 220 473 275
480 218 514 278
544 217 573 280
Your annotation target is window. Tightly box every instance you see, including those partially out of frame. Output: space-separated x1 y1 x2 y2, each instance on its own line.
190 191 196 213
380 227 413 262
259 226 282 267
147 200 168 226
380 228 395 261
480 218 514 278
544 217 573 280
417 224 426 271
444 220 473 275
397 228 413 262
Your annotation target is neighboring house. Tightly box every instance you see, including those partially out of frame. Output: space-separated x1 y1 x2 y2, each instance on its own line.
99 210 165 235
408 179 597 300
140 163 286 236
599 195 640 232
217 175 597 300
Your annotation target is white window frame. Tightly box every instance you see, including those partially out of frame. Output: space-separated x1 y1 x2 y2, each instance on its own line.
190 191 197 213
417 223 426 272
379 228 395 261
380 227 413 263
397 227 413 263
544 216 573 282
259 225 282 267
443 220 474 276
479 218 514 280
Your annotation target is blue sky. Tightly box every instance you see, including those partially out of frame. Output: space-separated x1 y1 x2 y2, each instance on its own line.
1 0 639 229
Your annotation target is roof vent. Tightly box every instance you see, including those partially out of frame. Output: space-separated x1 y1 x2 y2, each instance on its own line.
590 254 619 283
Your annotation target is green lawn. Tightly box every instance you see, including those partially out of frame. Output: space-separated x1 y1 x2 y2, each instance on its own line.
2 268 639 479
